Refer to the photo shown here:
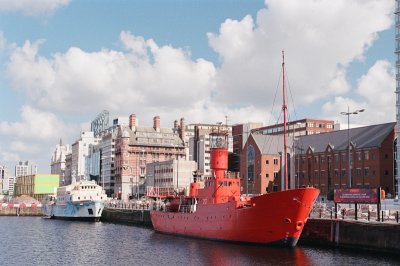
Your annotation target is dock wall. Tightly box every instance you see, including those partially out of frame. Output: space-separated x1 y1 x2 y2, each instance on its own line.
299 218 400 254
101 207 152 227
0 207 42 216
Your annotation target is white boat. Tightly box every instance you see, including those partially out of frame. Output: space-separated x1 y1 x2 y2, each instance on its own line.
42 180 107 222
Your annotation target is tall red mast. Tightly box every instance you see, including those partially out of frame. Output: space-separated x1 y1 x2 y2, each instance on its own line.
282 51 288 191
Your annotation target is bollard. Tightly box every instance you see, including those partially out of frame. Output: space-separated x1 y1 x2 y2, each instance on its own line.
330 209 333 220
397 211 399 223
381 210 384 222
335 204 338 219
368 210 370 221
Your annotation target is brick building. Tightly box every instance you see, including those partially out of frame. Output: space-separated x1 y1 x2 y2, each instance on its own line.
239 122 396 199
252 118 335 136
114 114 186 200
240 134 289 195
294 122 396 198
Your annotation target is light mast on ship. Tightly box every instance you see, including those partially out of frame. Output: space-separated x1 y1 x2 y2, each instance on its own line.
210 126 230 203
282 50 289 191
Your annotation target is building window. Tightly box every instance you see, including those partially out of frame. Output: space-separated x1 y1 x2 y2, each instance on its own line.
384 170 389 176
314 157 318 164
341 153 346 162
273 158 278 165
247 145 255 182
273 172 278 179
266 160 269 165
356 168 361 176
341 169 346 177
334 154 339 163
334 169 339 177
364 151 369 160
320 156 325 164
266 173 269 178
357 152 361 161
364 167 369 177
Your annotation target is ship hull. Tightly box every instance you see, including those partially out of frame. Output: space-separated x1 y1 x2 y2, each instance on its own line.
42 201 104 222
151 188 319 246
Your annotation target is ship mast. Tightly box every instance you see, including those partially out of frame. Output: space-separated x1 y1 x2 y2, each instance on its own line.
282 51 288 191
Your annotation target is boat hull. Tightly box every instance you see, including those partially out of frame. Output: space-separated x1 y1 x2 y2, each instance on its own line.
42 201 104 222
151 188 319 246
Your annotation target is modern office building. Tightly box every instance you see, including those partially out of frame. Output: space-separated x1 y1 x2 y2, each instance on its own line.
144 159 197 197
15 161 37 178
0 164 6 194
50 139 71 186
71 131 100 182
190 123 233 177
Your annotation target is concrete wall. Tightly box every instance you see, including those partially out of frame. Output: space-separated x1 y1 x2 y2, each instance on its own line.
101 208 152 227
300 218 400 254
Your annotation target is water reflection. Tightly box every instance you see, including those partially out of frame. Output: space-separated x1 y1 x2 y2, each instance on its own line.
149 232 309 266
0 217 399 266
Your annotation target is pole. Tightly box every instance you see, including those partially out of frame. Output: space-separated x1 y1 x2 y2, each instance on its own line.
282 51 288 191
347 106 351 188
136 152 139 200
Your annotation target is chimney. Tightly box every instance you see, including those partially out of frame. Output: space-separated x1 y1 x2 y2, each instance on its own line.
129 114 136 130
179 117 185 140
153 116 160 132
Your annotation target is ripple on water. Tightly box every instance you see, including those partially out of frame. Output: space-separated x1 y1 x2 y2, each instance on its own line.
0 217 399 266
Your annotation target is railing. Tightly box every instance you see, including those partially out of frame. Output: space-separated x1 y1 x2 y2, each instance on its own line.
105 200 152 211
146 186 184 197
309 202 400 223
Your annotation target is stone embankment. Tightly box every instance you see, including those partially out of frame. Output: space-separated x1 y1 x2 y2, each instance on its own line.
299 201 400 254
0 195 42 216
101 204 152 227
0 206 42 216
299 218 400 254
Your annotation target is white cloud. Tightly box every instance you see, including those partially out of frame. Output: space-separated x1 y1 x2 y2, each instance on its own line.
0 105 73 140
0 32 6 52
322 60 395 126
6 31 217 121
1 0 396 172
0 0 70 16
208 0 394 110
4 1 394 127
0 105 79 172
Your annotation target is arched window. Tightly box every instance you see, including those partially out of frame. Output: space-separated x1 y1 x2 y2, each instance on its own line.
247 145 255 182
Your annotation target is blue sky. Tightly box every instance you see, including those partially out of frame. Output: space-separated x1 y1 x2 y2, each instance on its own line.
0 0 396 173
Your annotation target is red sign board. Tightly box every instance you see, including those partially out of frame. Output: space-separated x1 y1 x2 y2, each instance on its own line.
334 188 378 204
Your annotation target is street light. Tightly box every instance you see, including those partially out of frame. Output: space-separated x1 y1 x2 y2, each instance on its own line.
340 107 365 188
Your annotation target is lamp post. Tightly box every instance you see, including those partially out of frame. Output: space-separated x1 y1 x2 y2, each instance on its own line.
340 107 365 188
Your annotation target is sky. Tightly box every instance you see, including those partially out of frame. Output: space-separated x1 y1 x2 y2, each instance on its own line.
0 0 396 174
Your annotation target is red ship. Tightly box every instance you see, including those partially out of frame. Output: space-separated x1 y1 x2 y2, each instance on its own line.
150 52 319 246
